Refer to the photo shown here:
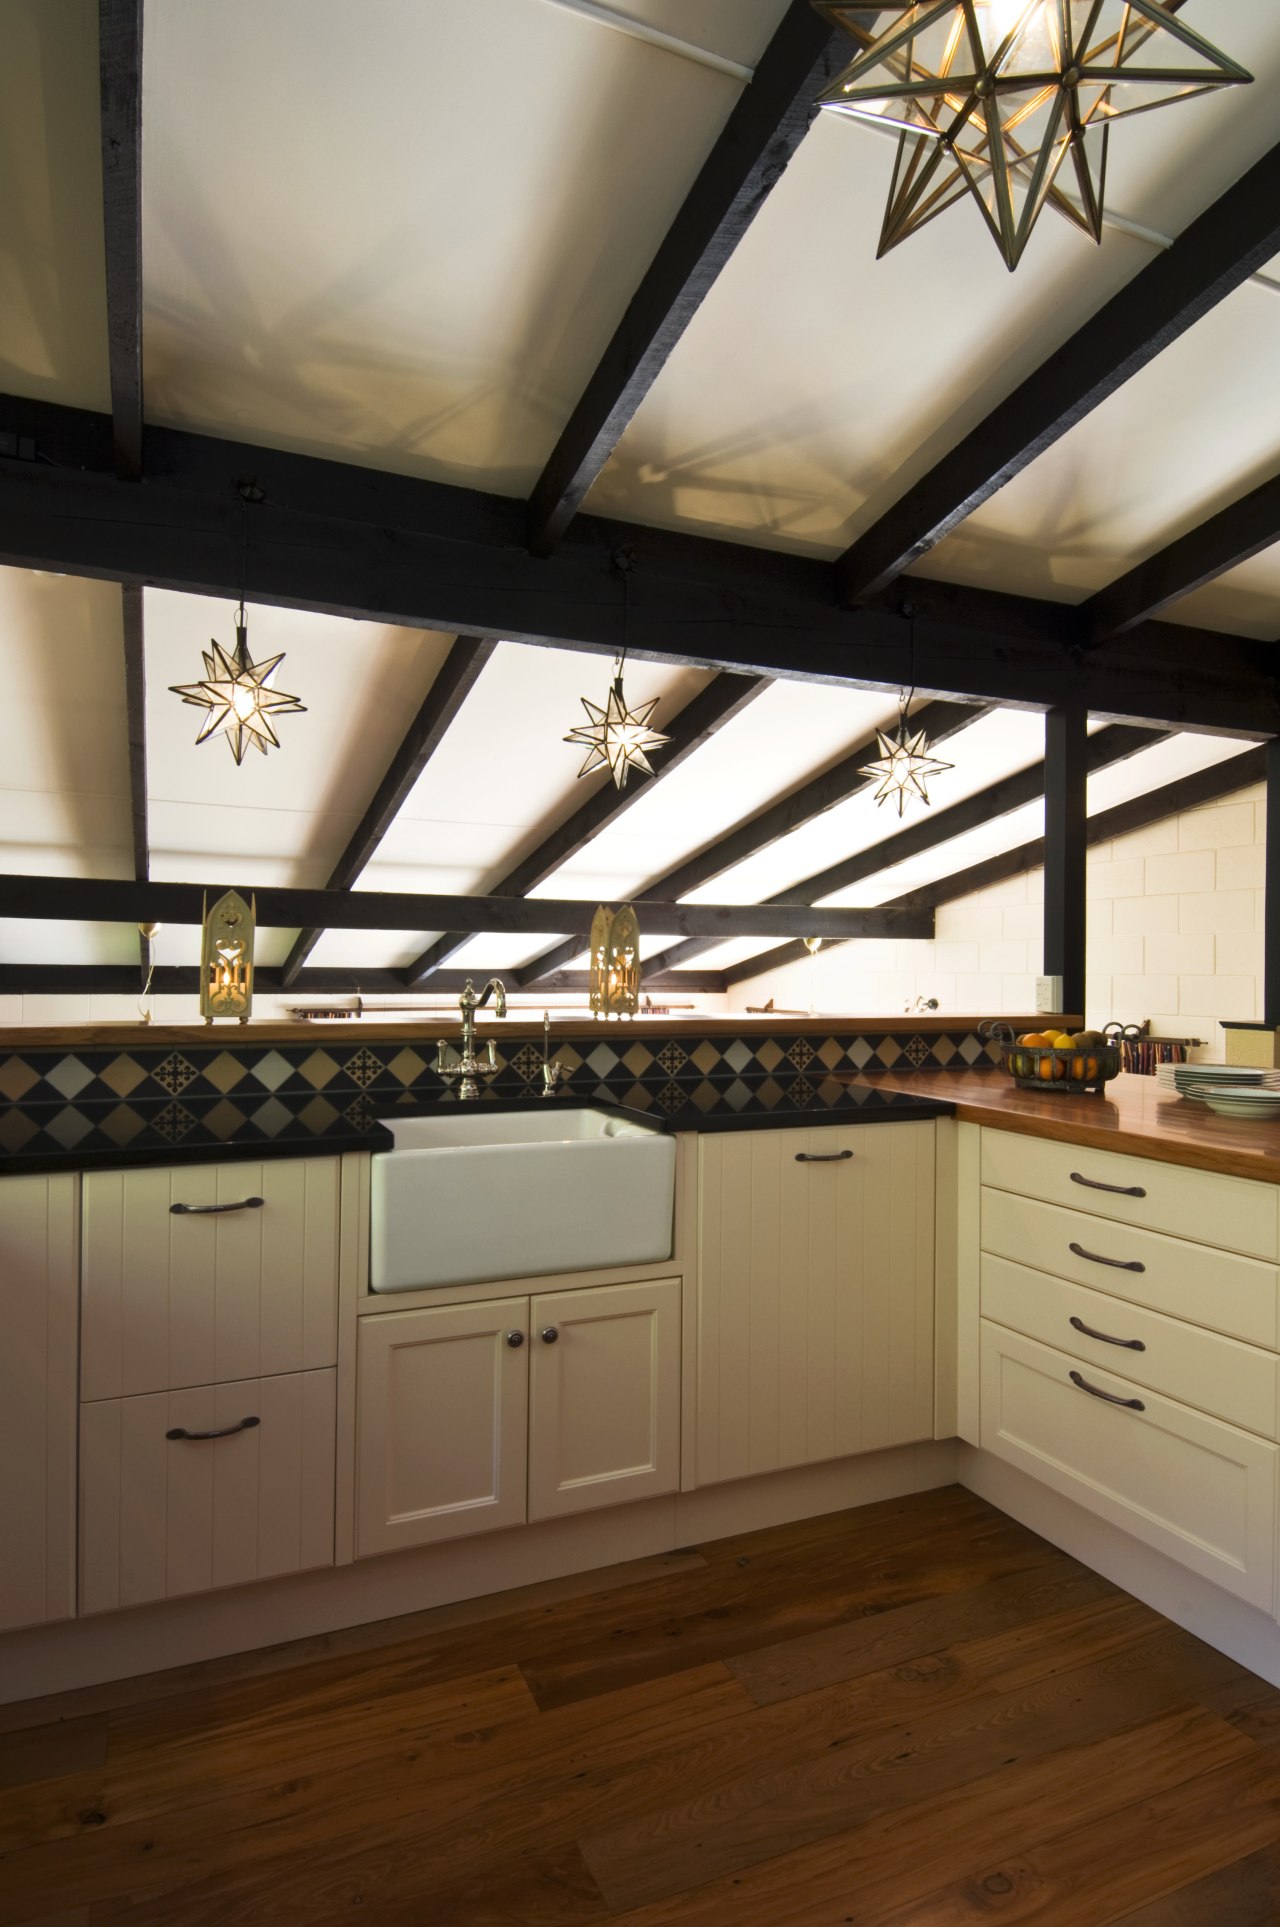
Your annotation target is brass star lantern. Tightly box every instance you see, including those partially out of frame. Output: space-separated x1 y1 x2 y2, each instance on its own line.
565 546 669 792
812 2 1251 270
860 698 954 815
170 603 306 764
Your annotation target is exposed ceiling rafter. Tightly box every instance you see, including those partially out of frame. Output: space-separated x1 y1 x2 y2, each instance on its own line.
401 671 768 988
525 2 849 553
647 721 1165 981
1085 468 1280 641
97 0 143 481
834 136 1280 603
519 696 987 987
0 873 932 944
0 395 1272 734
279 636 497 986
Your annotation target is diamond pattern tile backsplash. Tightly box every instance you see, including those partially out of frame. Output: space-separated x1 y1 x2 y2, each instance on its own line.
0 1025 1002 1163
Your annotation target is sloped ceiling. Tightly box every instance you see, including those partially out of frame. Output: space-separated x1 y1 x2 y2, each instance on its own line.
0 0 1276 997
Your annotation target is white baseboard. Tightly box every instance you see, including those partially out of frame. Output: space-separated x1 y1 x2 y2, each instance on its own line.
958 1444 1280 1689
0 1439 957 1708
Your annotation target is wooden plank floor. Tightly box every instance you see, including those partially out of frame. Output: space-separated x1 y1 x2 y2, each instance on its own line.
4 1485 1280 1925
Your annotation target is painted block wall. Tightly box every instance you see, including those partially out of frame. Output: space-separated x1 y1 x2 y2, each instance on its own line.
726 778 1266 1062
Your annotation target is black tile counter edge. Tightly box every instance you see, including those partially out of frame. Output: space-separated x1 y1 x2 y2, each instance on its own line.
0 1091 957 1174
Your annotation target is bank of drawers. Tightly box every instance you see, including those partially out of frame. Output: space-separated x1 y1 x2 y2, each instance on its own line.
77 1159 342 1613
979 1129 1280 1611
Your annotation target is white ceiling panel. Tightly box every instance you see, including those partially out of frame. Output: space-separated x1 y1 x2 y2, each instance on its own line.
0 568 131 876
141 0 761 490
1162 539 1280 641
0 0 110 411
145 590 455 888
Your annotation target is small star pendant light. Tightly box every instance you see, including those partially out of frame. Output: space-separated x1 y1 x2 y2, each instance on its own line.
170 606 307 765
861 698 954 815
170 484 306 764
565 548 669 791
812 2 1251 270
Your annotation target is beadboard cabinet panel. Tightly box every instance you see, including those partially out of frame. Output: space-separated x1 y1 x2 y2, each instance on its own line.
81 1158 340 1401
79 1368 336 1615
527 1279 680 1521
696 1124 935 1487
0 1173 78 1632
356 1299 529 1558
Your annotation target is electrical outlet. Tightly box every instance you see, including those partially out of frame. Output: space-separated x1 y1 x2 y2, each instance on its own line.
1036 975 1063 1013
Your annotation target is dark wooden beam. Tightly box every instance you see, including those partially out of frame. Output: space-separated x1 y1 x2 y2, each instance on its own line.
0 395 1277 733
526 4 848 552
651 722 1163 981
517 699 990 986
1085 469 1280 641
835 137 1280 602
1266 740 1280 1027
97 0 143 481
1043 706 1088 1017
279 637 497 987
120 583 149 979
402 672 768 987
0 873 934 943
0 966 728 998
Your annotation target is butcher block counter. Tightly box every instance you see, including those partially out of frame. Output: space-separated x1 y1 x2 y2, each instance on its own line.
861 1067 1280 1185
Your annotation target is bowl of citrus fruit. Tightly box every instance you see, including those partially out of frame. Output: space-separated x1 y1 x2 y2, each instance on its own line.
985 1023 1120 1094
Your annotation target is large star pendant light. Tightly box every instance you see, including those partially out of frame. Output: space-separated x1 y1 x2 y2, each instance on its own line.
860 700 954 815
170 610 306 765
565 675 670 791
812 2 1251 270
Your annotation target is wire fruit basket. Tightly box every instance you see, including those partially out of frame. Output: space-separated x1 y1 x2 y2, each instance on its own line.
983 1021 1122 1095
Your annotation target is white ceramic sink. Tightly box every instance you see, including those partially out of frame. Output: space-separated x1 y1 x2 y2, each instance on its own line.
369 1106 676 1291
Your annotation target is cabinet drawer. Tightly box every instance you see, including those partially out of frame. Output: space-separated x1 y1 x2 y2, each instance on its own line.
982 1186 1280 1348
80 1368 336 1615
979 1322 1277 1611
982 1253 1280 1438
82 1158 341 1400
981 1130 1278 1261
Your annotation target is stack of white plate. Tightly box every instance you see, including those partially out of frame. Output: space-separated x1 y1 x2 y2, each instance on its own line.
1160 1063 1280 1117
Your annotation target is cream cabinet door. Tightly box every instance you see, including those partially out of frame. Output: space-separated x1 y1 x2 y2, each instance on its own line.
527 1279 680 1521
81 1157 340 1401
79 1369 336 1615
0 1173 78 1631
355 1298 529 1557
696 1123 936 1486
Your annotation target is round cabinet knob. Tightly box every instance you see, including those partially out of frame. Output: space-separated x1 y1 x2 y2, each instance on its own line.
541 1326 559 1344
506 1330 525 1348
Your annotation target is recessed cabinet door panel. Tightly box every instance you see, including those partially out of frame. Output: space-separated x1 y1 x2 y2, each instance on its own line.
79 1369 336 1615
0 1173 78 1631
979 1321 1277 1611
81 1158 341 1401
696 1124 935 1486
527 1279 680 1521
355 1299 528 1557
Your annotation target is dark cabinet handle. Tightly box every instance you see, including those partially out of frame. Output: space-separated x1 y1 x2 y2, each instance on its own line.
1068 1240 1145 1274
541 1327 559 1344
1069 1369 1144 1411
1070 1172 1145 1198
166 1416 260 1442
1069 1314 1146 1352
795 1149 853 1163
170 1196 265 1216
506 1331 525 1348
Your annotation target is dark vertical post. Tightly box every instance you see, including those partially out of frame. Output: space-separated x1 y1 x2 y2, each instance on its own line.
1265 739 1280 1026
1043 706 1088 1020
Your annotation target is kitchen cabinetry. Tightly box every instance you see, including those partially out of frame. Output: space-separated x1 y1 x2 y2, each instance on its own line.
976 1128 1280 1611
77 1158 342 1613
355 1277 680 1557
0 1173 78 1633
694 1123 936 1487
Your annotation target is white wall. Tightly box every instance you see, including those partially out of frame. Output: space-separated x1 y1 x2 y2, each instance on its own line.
727 778 1266 1061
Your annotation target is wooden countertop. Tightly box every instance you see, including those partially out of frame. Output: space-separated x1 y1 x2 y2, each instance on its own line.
863 1069 1280 1186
